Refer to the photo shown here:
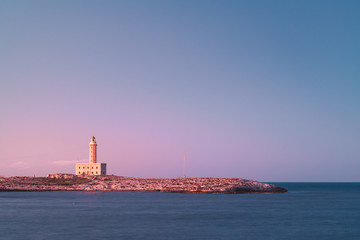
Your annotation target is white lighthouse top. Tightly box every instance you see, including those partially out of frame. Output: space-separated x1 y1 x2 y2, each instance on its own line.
89 136 97 144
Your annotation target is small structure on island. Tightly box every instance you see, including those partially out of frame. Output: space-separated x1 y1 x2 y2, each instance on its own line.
75 136 107 176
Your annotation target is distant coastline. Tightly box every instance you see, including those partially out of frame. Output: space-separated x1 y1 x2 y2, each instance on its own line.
0 174 287 194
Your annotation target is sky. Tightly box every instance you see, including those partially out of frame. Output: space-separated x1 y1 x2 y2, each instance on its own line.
0 0 359 181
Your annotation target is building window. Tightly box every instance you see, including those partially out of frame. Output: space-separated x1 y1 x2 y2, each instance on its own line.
91 172 93 174
92 167 93 169
83 167 85 169
78 167 80 169
87 167 89 169
96 172 98 174
96 167 98 169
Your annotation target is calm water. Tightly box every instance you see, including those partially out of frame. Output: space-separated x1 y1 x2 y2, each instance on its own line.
0 183 359 240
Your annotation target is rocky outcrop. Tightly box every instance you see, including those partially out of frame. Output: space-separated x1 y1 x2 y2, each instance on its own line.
47 173 77 179
0 174 287 194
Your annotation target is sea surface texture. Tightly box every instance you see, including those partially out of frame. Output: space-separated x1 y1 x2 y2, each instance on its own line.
0 183 359 240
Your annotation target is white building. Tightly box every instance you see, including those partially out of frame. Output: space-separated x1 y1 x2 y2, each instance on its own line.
75 136 107 175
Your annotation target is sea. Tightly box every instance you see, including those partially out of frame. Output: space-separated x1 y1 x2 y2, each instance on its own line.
0 183 359 240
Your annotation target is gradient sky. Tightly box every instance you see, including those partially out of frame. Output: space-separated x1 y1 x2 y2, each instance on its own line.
1 0 359 181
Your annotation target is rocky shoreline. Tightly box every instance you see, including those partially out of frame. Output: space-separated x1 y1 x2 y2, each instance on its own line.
0 174 287 194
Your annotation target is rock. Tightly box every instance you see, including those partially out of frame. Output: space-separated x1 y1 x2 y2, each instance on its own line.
47 173 76 179
0 175 288 194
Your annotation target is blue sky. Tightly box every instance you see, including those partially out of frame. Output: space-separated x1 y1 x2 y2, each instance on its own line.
0 0 359 181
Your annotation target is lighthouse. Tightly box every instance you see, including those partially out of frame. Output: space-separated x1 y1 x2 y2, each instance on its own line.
89 136 97 163
75 136 107 176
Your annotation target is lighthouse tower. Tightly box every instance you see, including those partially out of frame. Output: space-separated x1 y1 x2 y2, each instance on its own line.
89 136 97 163
75 136 107 176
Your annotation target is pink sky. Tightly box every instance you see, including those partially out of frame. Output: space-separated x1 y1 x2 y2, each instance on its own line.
1 1 359 181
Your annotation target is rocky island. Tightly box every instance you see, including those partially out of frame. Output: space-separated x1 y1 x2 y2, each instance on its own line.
0 174 287 194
